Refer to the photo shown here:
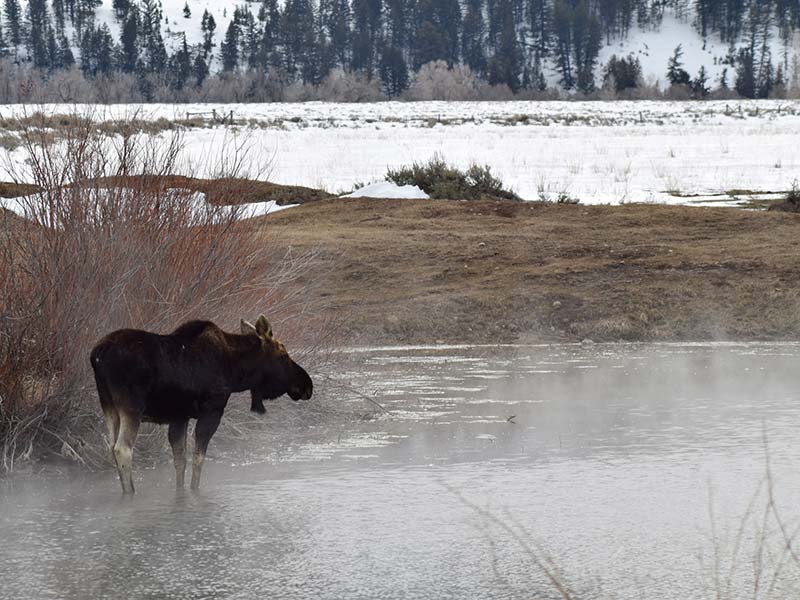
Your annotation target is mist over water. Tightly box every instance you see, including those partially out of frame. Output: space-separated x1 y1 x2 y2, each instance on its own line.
3 343 800 599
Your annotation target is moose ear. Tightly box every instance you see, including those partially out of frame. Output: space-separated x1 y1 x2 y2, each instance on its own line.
240 319 258 336
255 314 273 339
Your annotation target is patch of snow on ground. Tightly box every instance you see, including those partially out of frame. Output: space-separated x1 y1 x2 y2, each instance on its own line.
0 190 295 223
343 181 429 199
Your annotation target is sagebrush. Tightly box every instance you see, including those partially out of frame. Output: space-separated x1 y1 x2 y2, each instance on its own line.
386 153 520 201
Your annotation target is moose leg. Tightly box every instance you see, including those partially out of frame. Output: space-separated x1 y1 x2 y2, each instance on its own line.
103 409 120 459
168 420 189 489
113 412 141 495
190 411 223 491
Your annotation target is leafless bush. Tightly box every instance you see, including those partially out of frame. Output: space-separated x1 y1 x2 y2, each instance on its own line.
309 68 385 102
0 110 321 472
404 60 482 101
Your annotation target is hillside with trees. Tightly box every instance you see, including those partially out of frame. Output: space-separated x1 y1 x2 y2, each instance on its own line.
2 0 800 101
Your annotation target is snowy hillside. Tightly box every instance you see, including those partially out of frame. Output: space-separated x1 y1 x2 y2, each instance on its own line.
596 14 799 89
7 0 800 99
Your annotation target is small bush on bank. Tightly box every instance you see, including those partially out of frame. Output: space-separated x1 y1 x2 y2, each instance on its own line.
768 180 800 212
386 153 520 201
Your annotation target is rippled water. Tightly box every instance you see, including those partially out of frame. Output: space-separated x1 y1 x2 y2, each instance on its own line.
3 343 800 599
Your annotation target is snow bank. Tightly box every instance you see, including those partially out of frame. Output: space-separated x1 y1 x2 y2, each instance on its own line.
343 181 429 199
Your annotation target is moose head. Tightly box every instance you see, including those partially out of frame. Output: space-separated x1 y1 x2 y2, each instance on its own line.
240 315 313 414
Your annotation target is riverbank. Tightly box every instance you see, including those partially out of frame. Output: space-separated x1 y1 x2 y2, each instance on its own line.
262 198 800 344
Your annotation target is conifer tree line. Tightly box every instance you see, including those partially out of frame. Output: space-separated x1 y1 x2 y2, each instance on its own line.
1 0 799 101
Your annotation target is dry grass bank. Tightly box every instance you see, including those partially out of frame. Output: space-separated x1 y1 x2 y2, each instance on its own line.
0 176 333 205
261 198 800 344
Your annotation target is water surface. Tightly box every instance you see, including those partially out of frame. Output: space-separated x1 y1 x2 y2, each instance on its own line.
3 343 800 599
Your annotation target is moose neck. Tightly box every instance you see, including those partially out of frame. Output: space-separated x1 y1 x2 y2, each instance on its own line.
226 333 268 393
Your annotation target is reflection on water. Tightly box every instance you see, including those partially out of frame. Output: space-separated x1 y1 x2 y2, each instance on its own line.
3 343 800 599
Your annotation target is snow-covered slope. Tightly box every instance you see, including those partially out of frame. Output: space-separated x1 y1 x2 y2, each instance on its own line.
19 0 800 91
596 15 798 88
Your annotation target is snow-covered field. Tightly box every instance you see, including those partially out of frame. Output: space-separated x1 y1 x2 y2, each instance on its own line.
4 99 800 205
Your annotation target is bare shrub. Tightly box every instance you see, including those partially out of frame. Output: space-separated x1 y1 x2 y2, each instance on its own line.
0 111 320 472
404 60 481 101
767 180 800 212
311 68 385 102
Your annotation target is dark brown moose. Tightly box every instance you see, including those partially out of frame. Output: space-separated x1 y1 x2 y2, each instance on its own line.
90 316 313 494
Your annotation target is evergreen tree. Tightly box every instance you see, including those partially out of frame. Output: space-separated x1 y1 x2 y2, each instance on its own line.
488 0 522 91
552 0 574 88
379 43 408 95
691 65 710 97
119 6 138 72
241 7 261 69
27 0 53 69
735 47 755 98
572 0 600 93
412 0 460 67
81 22 114 75
462 0 487 76
552 0 599 92
282 0 317 81
0 14 9 58
258 0 283 68
414 20 448 68
530 51 547 90
169 34 192 89
604 53 641 93
201 10 216 58
112 0 129 20
666 44 691 85
74 0 102 35
757 53 774 98
140 0 167 73
193 50 209 85
384 0 407 49
351 0 381 77
4 0 22 59
220 19 239 71
718 67 729 90
183 2 191 18
526 0 550 56
59 34 74 68
325 0 350 67
52 0 65 33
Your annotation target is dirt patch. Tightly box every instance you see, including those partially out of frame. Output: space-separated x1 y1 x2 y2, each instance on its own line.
260 198 800 345
0 182 40 198
0 176 334 205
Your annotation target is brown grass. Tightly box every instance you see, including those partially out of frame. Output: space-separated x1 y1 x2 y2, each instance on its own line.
260 198 800 345
0 176 333 205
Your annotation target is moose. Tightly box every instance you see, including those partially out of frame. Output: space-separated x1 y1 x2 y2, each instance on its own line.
90 316 313 494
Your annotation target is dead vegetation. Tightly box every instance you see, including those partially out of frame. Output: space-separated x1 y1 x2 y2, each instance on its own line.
767 181 800 213
0 116 325 474
0 175 332 206
261 197 800 345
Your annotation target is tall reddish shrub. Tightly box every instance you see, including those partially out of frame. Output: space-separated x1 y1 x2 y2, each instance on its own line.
0 112 318 471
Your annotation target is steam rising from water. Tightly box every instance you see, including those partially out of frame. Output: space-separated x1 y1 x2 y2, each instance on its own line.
2 343 800 599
